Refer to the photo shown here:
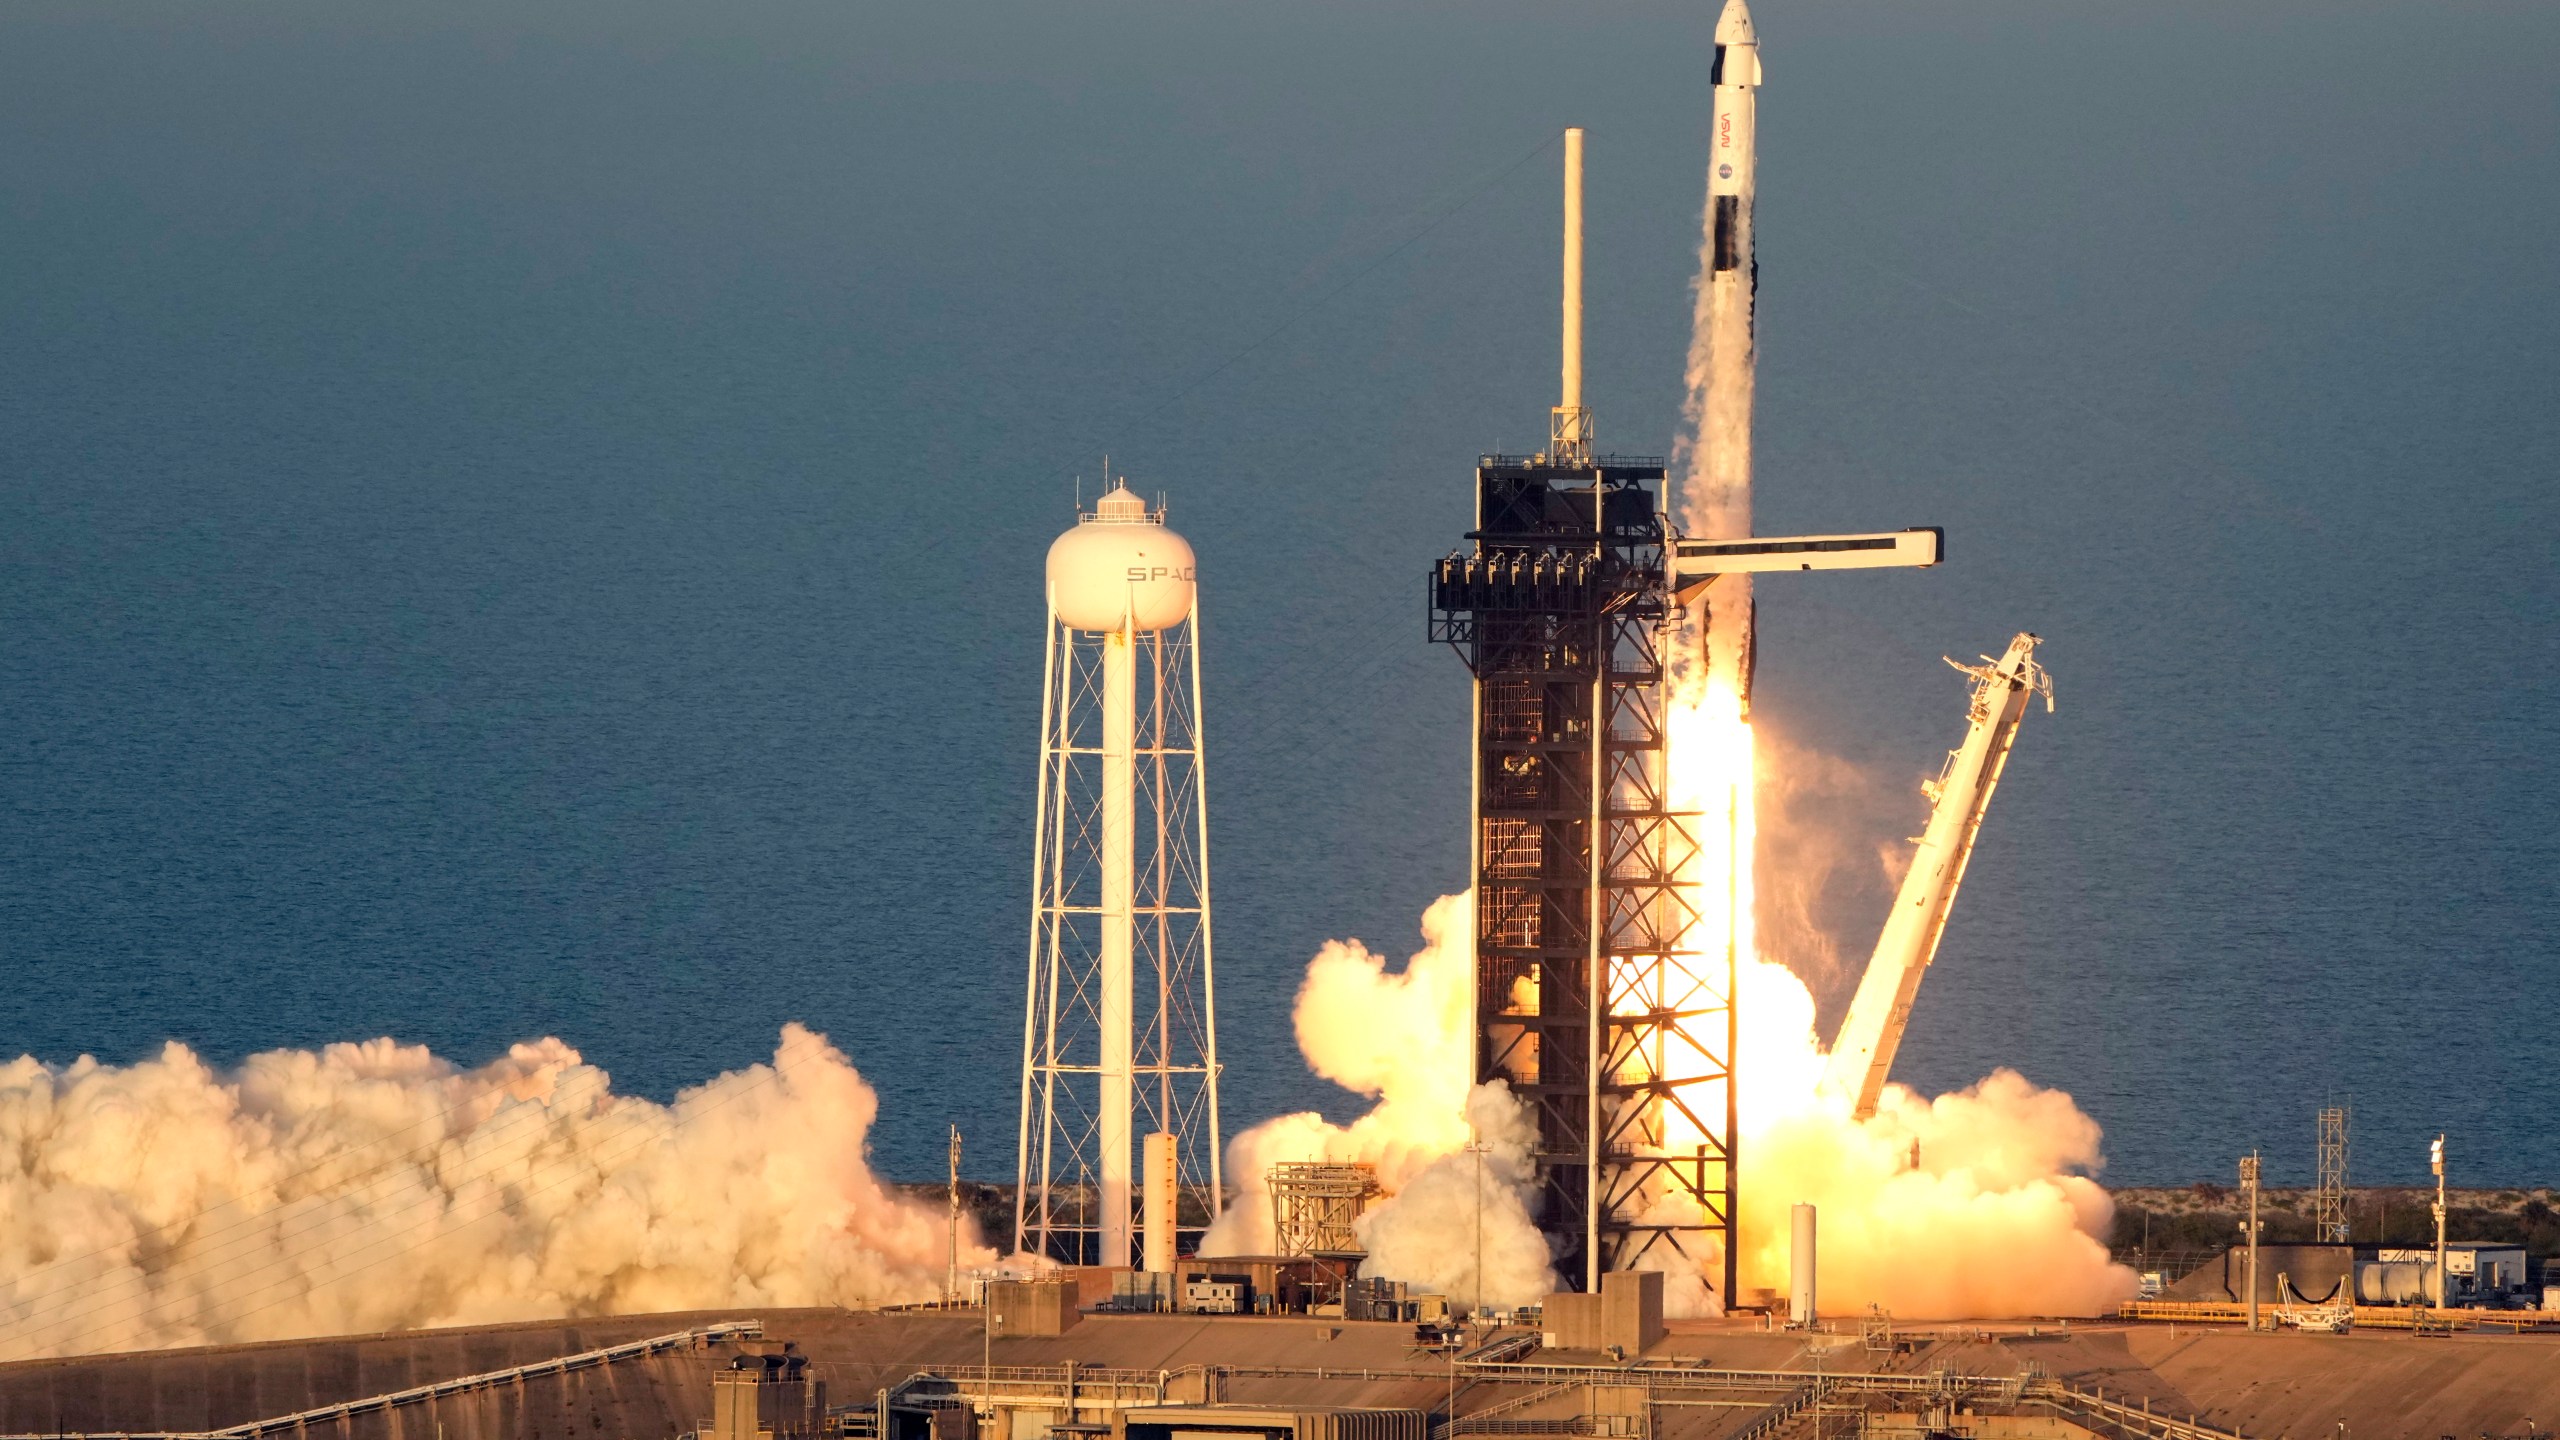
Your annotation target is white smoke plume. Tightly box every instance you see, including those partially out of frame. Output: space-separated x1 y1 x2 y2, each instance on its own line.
1753 728 1910 1005
1212 876 2133 1318
1200 895 1559 1307
1353 1084 1552 1311
1748 1063 2127 1318
1669 138 1757 709
0 1024 985 1359
1719 948 2137 1319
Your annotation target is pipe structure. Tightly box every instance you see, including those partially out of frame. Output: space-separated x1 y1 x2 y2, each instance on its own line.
1142 1132 1177 1275
1789 1204 1817 1327
1099 620 1135 1269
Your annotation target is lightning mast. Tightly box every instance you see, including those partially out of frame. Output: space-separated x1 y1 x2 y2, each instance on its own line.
1822 633 2053 1120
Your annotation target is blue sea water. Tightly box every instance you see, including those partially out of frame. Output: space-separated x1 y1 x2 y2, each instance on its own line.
0 0 2552 1188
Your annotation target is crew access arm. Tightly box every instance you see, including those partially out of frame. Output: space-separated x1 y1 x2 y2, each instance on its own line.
1822 633 2053 1120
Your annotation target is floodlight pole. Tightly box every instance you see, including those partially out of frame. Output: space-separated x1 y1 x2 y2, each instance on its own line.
2432 1134 2449 1307
2239 1153 2262 1332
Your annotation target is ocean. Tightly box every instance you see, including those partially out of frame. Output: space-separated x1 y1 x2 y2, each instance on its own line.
0 0 2552 1187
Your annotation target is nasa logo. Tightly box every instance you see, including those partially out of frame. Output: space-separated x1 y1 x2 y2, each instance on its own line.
1718 164 1733 180
1126 565 1196 582
1718 113 1731 148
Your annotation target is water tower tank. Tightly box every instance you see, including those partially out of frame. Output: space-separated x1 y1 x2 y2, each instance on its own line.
1046 482 1196 633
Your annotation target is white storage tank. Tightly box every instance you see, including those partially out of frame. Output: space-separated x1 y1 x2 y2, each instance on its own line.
1046 481 1196 633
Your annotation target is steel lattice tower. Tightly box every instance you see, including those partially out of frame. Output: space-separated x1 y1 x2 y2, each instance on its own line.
2315 1105 2351 1244
1421 130 1730 1298
1428 454 1729 1295
1015 482 1223 1267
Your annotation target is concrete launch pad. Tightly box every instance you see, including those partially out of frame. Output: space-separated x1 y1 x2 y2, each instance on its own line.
5 1307 2560 1440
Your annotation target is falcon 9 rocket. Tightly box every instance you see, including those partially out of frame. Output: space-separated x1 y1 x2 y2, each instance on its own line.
1683 0 1763 704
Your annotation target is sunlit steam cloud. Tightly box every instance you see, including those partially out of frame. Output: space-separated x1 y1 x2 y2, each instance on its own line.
1200 895 1560 1307
0 1024 983 1359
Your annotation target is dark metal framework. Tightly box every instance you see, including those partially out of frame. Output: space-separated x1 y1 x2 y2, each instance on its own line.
1429 455 1736 1297
2315 1106 2351 1245
1268 1161 1382 1258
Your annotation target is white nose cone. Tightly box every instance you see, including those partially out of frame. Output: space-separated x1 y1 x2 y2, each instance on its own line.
1046 481 1197 633
1714 0 1762 87
1714 0 1756 47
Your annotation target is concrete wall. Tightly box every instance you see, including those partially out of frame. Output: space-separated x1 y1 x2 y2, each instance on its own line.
1539 1272 1662 1354
0 1323 718 1440
2160 1244 2354 1304
1599 1272 1663 1353
0 1309 1454 1440
988 1282 1080 1337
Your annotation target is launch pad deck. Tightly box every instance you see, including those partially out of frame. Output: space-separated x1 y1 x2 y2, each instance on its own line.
4 1307 2558 1440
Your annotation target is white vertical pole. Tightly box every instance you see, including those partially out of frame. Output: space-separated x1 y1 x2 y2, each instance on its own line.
2241 1152 2262 1330
1789 1203 1817 1326
1035 661 1074 1257
1150 627 1176 1134
1561 127 1585 417
1188 605 1225 1219
1586 586 1607 1292
949 1125 964 1303
2432 1134 2448 1308
1101 616 1137 1269
1015 609 1062 1255
1143 1131 1177 1275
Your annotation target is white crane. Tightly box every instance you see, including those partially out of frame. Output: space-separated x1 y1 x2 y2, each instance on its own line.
1822 633 2053 1120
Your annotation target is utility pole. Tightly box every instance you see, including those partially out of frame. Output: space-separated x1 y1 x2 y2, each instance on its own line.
2431 1133 2449 1308
1466 1137 1491 1322
2239 1152 2263 1332
948 1124 964 1305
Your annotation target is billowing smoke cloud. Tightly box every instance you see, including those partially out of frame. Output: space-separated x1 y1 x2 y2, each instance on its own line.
1353 1084 1551 1311
1661 683 2136 1320
0 1025 984 1359
1747 1062 2127 1317
1719 951 2137 1318
1212 879 2134 1319
1200 896 1559 1307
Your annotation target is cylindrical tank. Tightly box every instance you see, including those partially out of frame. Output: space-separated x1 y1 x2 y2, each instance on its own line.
1789 1203 1817 1326
1143 1131 1178 1275
2358 1260 2431 1305
1046 482 1196 633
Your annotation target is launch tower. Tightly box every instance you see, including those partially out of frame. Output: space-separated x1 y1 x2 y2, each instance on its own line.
1431 117 1945 1300
1016 481 1223 1267
1428 131 1732 1294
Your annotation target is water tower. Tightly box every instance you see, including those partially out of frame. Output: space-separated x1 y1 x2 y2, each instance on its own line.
1014 479 1223 1267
